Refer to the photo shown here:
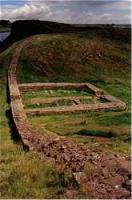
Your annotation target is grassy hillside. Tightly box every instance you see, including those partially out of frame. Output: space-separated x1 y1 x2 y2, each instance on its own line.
0 26 11 32
19 33 130 105
11 20 76 40
0 20 11 32
19 33 131 153
0 32 131 198
0 41 78 199
19 33 130 79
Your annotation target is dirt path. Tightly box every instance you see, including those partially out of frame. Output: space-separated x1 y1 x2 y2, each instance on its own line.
7 37 131 199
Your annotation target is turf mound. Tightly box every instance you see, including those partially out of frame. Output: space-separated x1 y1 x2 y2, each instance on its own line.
19 33 130 84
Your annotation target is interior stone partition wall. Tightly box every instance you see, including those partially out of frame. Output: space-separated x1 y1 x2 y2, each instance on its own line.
19 82 126 116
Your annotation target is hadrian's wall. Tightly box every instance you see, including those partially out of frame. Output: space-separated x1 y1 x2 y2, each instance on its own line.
7 37 98 171
8 37 126 172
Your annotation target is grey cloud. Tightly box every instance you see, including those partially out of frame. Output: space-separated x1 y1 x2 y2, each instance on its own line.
1 0 131 24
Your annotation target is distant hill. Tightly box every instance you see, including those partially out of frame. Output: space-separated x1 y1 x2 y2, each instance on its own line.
0 20 11 33
7 20 132 42
10 20 130 42
0 20 130 53
0 20 11 26
11 20 76 40
73 24 131 29
19 33 130 84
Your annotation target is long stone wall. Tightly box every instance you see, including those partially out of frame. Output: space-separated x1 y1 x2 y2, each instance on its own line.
8 37 127 172
19 82 102 94
7 36 131 199
26 102 126 116
7 37 101 172
8 38 32 147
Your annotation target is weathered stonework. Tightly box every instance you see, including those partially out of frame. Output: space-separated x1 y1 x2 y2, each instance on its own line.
19 82 102 93
19 82 126 115
26 101 126 116
7 37 131 199
8 37 127 154
7 38 99 172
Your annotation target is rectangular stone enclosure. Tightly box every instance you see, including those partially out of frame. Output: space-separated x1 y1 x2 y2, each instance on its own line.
19 82 126 116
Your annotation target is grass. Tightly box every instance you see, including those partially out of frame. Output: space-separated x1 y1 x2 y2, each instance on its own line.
0 41 73 199
97 112 131 125
22 88 109 108
25 102 57 109
0 150 65 199
96 78 131 108
22 89 93 108
19 33 131 109
18 33 130 84
22 89 91 99
18 33 130 154
0 32 131 198
25 99 74 109
28 111 131 153
79 98 101 104
0 26 11 32
76 129 118 138
56 99 73 106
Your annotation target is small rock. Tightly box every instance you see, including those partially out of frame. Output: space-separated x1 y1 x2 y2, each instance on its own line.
118 161 131 176
104 175 123 187
63 154 70 162
115 185 120 189
65 189 79 199
73 172 87 185
123 179 131 191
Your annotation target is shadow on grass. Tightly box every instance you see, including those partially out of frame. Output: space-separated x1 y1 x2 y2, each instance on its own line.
76 129 117 138
6 108 29 151
76 129 131 143
6 75 22 143
6 108 21 142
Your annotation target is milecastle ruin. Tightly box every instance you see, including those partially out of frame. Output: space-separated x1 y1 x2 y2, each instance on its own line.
8 36 127 171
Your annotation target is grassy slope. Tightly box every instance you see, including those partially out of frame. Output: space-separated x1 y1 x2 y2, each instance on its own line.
19 33 130 106
0 41 75 199
0 25 11 32
18 33 131 153
19 34 130 81
28 112 130 153
0 32 131 198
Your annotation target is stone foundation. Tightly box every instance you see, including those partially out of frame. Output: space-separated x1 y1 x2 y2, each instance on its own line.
8 36 127 172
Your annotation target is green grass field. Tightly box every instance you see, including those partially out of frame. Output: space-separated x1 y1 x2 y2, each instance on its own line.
0 41 75 199
28 111 130 153
19 33 131 154
0 32 131 198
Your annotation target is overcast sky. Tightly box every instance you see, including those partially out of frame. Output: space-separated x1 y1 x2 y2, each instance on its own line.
0 0 131 24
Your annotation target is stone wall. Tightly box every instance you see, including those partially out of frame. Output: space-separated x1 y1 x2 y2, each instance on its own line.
19 82 126 116
7 37 100 172
8 36 127 173
19 82 102 94
26 101 126 116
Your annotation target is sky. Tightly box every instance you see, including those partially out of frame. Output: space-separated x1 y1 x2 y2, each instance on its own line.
0 0 131 24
